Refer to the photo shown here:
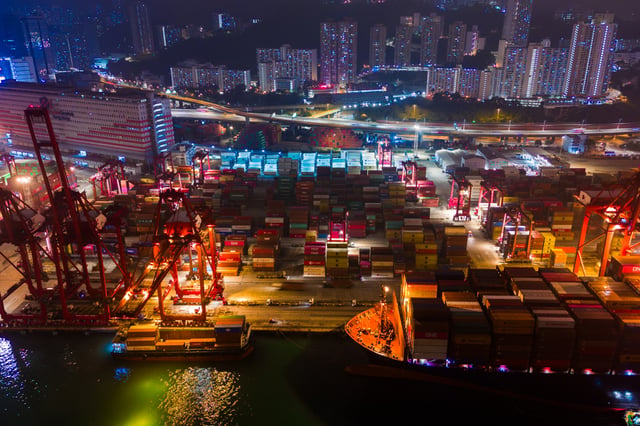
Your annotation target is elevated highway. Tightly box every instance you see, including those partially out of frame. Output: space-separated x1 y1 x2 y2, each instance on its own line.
163 93 640 139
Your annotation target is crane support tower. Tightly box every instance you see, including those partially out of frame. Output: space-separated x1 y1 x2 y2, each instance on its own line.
449 174 472 222
1 106 132 326
573 171 640 276
112 189 224 323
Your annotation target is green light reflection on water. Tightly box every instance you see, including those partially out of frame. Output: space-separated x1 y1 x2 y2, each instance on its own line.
116 367 240 426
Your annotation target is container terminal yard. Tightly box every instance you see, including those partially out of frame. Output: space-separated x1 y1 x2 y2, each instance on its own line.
2 105 640 353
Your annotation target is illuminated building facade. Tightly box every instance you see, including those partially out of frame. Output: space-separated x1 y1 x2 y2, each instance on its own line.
256 45 317 92
420 13 443 65
21 14 55 82
128 1 155 55
369 24 387 67
446 21 467 65
320 21 358 89
170 64 250 91
0 82 175 164
563 14 617 97
502 0 533 47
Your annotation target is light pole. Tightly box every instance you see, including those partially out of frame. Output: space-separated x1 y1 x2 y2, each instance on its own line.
496 108 501 122
617 118 622 130
413 124 419 159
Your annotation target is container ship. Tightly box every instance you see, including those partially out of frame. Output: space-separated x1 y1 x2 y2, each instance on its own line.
111 315 253 362
344 266 640 410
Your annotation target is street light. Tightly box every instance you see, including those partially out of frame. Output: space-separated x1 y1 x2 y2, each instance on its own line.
413 124 419 159
496 108 501 122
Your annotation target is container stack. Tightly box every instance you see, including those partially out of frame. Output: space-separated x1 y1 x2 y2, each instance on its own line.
303 241 326 277
480 294 536 371
325 241 350 284
528 304 576 373
582 277 640 372
609 255 640 281
401 271 438 302
405 298 450 365
264 200 286 231
252 229 280 272
383 210 403 241
126 324 158 351
443 226 469 268
550 208 574 241
467 268 507 295
413 242 439 272
214 316 246 347
288 206 309 238
386 181 406 209
436 268 468 295
218 246 242 276
544 274 618 373
359 248 371 277
371 246 395 278
441 291 492 368
346 210 366 238
295 180 314 206
231 216 252 236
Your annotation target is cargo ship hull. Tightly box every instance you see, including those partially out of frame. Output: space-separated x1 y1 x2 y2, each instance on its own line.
344 302 640 411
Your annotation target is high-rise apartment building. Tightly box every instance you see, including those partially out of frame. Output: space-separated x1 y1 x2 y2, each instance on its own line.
563 14 617 97
446 21 467 65
536 47 569 96
320 21 358 89
465 25 481 56
394 24 414 66
499 46 527 98
501 0 533 47
21 14 55 81
256 45 317 92
159 25 183 49
128 1 155 55
420 13 443 65
369 24 387 68
170 63 251 91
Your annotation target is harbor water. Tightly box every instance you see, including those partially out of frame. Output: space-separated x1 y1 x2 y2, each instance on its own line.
0 331 632 426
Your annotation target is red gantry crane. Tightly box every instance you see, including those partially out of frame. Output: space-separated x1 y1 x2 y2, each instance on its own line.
449 174 472 222
111 189 224 323
573 171 640 277
0 106 131 326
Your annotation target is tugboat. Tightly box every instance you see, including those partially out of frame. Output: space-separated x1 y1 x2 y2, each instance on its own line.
111 315 253 362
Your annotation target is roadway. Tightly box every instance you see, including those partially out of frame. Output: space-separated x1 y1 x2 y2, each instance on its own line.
164 93 640 138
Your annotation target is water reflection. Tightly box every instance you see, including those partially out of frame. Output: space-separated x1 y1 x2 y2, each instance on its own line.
0 336 31 413
157 367 241 426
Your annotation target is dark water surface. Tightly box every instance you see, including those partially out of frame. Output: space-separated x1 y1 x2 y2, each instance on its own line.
0 331 632 426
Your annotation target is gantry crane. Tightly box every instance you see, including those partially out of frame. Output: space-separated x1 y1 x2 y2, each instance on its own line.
478 179 505 226
0 106 131 326
498 206 533 261
191 148 210 188
111 189 223 323
90 159 128 199
573 171 640 276
377 138 393 169
449 174 472 222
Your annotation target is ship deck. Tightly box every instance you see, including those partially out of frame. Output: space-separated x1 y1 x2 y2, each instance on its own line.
344 303 404 362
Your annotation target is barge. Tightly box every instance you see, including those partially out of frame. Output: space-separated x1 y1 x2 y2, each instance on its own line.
111 315 253 361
